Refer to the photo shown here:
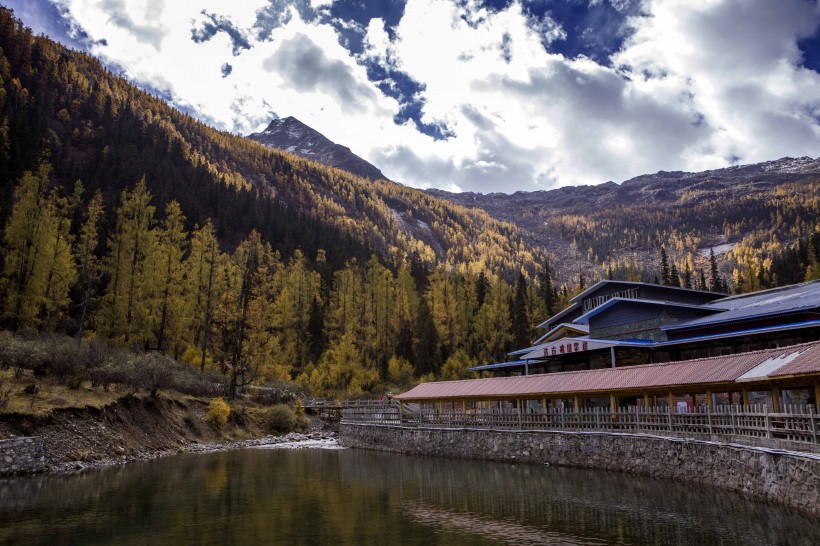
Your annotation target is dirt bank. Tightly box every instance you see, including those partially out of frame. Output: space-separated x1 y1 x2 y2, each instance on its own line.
0 392 338 473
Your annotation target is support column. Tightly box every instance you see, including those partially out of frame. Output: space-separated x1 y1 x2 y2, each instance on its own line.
574 396 580 412
741 389 750 407
610 346 616 368
771 387 782 412
610 393 617 411
668 391 675 411
643 392 650 409
706 389 714 410
815 382 820 409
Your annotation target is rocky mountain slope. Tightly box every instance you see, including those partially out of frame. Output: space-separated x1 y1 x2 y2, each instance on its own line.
248 116 386 181
429 156 820 282
0 8 541 278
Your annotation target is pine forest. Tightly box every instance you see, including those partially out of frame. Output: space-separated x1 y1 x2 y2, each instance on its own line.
1 8 819 397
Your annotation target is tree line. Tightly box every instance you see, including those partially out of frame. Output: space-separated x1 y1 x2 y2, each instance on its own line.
1 166 567 395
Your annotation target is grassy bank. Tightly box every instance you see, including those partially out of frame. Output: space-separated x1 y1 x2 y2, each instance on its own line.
0 330 316 470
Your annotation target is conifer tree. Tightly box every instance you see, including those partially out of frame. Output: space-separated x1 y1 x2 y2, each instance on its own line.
214 230 269 397
186 219 221 371
660 245 670 286
669 263 681 287
74 189 104 339
151 200 187 353
698 267 707 291
427 268 456 361
510 272 530 348
393 262 419 363
97 178 156 343
413 297 439 376
476 270 489 309
540 260 556 316
472 275 513 364
805 240 820 281
1 163 76 328
682 260 692 289
709 248 723 292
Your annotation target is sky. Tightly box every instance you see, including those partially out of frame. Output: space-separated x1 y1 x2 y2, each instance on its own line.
4 0 820 193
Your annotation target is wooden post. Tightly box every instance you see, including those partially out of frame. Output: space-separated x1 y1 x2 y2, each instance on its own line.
706 389 714 410
610 393 617 411
668 391 675 411
574 396 580 412
771 387 782 413
741 389 749 407
815 382 820 409
643 392 650 409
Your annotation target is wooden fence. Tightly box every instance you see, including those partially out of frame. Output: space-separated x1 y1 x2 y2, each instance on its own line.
342 402 820 449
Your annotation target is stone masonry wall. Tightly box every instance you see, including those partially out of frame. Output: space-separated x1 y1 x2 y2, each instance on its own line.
0 437 45 475
340 423 820 516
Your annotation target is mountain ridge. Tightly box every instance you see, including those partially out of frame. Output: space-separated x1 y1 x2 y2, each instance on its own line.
248 116 386 182
427 155 820 283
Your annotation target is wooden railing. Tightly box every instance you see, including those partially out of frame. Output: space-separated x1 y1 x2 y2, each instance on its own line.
341 403 820 449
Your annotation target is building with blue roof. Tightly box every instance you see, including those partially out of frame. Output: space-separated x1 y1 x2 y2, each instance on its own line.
471 280 820 377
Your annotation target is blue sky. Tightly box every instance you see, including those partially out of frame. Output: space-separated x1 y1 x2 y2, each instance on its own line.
4 0 820 193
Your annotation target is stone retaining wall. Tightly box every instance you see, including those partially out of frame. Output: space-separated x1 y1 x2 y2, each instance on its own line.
0 437 45 475
340 423 820 516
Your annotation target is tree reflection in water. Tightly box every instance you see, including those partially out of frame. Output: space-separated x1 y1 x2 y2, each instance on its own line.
0 447 818 545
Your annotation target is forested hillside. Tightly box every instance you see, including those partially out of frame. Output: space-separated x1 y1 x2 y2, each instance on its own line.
430 157 820 290
0 8 553 396
0 8 538 277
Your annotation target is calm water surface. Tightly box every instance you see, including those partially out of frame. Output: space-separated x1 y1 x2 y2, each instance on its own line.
0 446 818 545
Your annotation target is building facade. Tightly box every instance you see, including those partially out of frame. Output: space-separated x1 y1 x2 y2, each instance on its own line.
470 280 820 376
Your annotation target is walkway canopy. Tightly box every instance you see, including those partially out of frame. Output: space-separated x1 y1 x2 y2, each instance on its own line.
397 341 820 407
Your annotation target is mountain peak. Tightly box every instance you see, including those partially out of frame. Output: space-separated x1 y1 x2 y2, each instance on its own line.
249 117 386 181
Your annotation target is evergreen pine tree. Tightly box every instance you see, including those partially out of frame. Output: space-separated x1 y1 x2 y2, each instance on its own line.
709 248 722 292
669 263 681 287
805 240 820 281
660 245 670 286
510 272 530 348
540 260 556 316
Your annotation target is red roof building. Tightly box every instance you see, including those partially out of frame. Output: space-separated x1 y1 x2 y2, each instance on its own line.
398 340 820 412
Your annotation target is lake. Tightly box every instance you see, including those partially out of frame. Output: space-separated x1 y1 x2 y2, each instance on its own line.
0 444 818 545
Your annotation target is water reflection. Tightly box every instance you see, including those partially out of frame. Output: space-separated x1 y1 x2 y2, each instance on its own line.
0 447 817 545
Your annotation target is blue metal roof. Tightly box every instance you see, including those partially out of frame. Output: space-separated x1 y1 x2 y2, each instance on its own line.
664 281 820 331
488 321 820 370
573 297 714 324
656 319 820 346
567 280 720 304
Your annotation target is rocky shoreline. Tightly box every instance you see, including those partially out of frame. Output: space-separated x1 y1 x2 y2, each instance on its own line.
0 392 342 477
49 429 341 474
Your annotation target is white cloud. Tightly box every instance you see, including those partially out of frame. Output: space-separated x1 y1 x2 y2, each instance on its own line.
45 0 820 192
